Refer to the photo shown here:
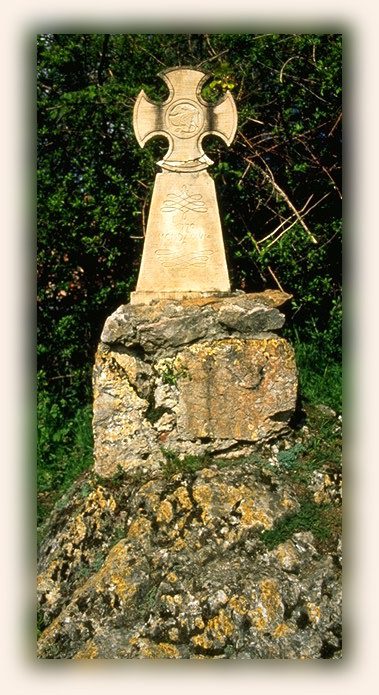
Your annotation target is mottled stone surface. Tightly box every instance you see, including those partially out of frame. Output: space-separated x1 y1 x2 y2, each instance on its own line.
93 292 298 477
37 427 342 660
175 338 297 441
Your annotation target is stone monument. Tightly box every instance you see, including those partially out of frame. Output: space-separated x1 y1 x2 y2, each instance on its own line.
92 67 298 477
131 67 237 304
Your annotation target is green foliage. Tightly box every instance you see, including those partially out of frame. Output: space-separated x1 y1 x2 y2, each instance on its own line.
261 498 334 549
277 443 304 470
160 363 189 386
294 340 342 412
161 450 212 477
37 381 94 523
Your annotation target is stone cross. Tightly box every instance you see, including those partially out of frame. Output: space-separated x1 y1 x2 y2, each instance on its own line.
130 67 237 305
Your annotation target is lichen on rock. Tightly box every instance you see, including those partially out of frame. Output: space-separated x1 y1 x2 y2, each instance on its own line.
93 293 298 477
37 450 341 660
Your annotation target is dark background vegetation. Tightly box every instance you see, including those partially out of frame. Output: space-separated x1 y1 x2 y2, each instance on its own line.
37 33 342 521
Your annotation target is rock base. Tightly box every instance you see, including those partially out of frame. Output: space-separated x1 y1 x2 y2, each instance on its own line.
93 291 298 477
37 449 342 659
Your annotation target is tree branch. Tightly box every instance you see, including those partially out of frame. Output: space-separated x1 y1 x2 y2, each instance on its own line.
254 157 318 244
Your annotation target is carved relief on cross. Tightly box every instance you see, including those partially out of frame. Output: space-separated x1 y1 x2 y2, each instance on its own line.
133 67 237 171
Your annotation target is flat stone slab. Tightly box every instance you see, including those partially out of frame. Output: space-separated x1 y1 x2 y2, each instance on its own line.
101 290 292 357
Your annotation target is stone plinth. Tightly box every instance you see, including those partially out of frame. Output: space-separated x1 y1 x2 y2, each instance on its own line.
92 291 298 477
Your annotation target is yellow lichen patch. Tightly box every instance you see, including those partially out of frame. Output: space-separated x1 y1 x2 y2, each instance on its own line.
161 594 182 613
127 516 152 539
173 486 192 510
229 594 249 616
173 538 186 551
192 484 213 524
135 639 180 659
38 543 138 656
168 627 179 642
137 482 161 512
192 481 254 524
273 623 292 638
259 579 282 622
274 541 300 572
192 609 235 649
217 483 246 510
280 495 297 511
73 640 99 659
37 566 62 608
207 610 234 639
156 499 174 524
250 605 268 631
249 579 282 631
72 515 87 543
166 572 178 583
83 541 136 605
107 572 136 606
306 602 321 624
194 616 205 630
85 486 117 515
191 633 214 650
238 498 272 530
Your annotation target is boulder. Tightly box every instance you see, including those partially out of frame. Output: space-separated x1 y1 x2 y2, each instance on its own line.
93 292 298 477
37 451 342 660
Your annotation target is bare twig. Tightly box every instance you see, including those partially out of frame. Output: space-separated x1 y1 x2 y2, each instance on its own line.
256 157 318 244
258 195 314 244
241 162 252 180
328 111 342 137
204 35 217 56
136 42 166 67
300 140 342 198
197 49 229 68
279 55 299 83
246 117 265 125
267 266 285 292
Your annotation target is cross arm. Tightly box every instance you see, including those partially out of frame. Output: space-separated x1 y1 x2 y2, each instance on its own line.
133 89 172 149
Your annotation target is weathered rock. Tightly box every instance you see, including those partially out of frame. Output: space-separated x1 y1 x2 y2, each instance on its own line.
101 290 290 356
93 292 298 477
175 338 297 441
37 451 342 660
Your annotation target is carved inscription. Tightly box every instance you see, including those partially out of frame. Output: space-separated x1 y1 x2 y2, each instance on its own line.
161 186 208 215
161 224 206 243
155 249 214 269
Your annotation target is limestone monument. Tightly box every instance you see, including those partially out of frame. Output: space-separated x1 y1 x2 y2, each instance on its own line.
130 67 237 304
92 66 298 478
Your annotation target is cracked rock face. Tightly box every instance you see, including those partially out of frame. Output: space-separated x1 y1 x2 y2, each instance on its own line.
37 459 342 660
93 292 298 477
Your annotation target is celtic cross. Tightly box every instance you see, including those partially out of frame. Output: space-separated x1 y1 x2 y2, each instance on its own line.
133 67 237 172
130 67 237 305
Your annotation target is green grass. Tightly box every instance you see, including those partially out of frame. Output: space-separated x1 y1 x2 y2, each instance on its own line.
37 396 94 525
161 449 212 477
261 498 337 550
294 341 342 412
